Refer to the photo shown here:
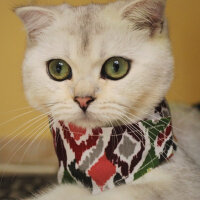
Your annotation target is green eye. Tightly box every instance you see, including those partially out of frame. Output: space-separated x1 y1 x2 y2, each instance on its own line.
47 59 72 81
101 57 130 80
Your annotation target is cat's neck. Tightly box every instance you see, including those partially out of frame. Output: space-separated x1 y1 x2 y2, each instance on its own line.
49 100 177 194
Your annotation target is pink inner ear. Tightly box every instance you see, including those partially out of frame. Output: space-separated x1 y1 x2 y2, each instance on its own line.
17 8 54 40
122 0 165 34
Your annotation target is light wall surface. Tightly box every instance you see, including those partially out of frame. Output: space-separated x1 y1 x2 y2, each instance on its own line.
0 0 200 139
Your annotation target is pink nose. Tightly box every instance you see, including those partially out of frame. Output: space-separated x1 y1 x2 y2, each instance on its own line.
74 96 94 112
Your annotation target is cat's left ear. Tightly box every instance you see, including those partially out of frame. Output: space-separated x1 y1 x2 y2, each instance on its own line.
15 6 56 41
121 0 166 36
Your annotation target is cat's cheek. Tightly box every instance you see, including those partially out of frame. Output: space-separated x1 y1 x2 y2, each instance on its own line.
24 66 73 112
25 90 49 112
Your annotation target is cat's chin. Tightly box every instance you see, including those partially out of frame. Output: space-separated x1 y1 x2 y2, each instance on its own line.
59 117 132 129
63 120 105 129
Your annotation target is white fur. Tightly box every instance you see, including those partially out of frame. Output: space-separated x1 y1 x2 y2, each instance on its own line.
15 0 200 199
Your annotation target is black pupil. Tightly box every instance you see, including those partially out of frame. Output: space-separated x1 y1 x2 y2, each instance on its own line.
113 61 120 72
56 62 63 74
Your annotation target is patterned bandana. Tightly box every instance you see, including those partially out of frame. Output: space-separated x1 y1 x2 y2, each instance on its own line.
49 100 176 194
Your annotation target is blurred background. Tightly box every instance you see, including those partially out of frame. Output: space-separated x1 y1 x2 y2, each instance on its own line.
0 0 200 198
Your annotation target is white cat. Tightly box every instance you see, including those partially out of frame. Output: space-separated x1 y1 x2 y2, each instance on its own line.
15 0 200 199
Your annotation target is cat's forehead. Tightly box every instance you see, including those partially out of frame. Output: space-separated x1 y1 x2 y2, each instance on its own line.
50 4 139 62
60 5 104 51
74 8 104 55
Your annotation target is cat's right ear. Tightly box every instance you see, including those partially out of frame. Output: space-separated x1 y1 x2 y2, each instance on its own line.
121 0 166 37
15 6 56 41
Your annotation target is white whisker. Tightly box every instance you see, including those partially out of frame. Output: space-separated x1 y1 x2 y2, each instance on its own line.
0 112 50 151
0 110 37 128
19 120 54 164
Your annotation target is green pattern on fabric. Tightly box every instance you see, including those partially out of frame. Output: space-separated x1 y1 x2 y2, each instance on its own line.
62 170 76 184
134 117 171 180
134 151 158 180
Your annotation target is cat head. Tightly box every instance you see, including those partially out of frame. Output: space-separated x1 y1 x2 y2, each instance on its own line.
15 0 173 128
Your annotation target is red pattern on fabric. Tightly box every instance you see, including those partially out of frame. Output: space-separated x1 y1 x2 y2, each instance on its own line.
60 121 102 163
69 123 87 141
157 123 172 147
88 153 116 189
